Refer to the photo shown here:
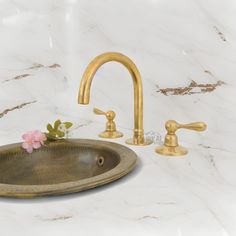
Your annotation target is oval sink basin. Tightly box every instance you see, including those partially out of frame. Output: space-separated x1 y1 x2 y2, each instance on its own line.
0 139 137 198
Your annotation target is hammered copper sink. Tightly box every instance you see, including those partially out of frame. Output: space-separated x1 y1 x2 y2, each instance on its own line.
0 139 137 198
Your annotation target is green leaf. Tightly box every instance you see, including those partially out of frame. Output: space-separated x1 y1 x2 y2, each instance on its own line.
49 130 57 137
56 130 65 138
64 122 73 129
54 120 61 130
47 124 54 132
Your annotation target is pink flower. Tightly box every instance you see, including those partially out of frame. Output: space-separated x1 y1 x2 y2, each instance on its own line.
22 130 47 153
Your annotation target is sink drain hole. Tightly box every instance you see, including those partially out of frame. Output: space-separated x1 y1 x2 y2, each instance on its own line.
97 156 105 166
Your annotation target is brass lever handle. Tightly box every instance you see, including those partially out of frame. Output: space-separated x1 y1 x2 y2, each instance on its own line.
93 108 123 139
166 120 207 133
93 108 106 116
156 120 207 156
179 122 207 131
94 108 116 121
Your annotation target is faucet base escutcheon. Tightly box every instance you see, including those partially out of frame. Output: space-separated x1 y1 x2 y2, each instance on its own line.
126 138 153 146
99 131 124 139
156 145 188 156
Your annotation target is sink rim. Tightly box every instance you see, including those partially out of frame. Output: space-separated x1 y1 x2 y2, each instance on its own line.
0 139 137 198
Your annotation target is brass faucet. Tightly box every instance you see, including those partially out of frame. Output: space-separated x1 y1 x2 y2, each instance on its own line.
156 120 207 156
93 107 124 139
78 52 152 146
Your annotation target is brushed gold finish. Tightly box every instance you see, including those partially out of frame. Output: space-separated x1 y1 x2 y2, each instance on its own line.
0 139 137 198
93 108 123 139
78 52 152 146
156 120 207 156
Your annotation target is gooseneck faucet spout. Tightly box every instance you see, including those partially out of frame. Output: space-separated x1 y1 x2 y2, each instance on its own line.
78 52 152 146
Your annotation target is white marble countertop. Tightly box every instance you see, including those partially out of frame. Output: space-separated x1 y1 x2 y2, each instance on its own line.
0 0 236 235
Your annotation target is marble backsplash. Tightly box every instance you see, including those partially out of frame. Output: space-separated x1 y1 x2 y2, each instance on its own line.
1 0 235 145
0 0 236 235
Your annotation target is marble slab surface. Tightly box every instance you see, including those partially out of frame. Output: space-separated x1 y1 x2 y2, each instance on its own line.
0 0 236 235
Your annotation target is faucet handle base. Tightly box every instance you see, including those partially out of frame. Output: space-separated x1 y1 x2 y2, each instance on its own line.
125 138 153 146
99 131 123 139
155 120 206 156
155 145 188 156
